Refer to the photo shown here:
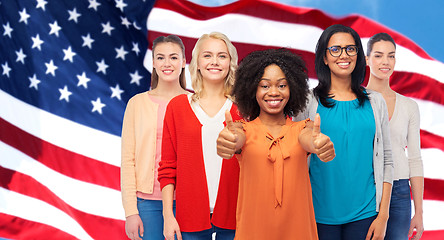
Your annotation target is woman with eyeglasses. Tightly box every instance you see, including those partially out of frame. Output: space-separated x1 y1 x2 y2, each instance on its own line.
366 33 424 240
295 24 393 240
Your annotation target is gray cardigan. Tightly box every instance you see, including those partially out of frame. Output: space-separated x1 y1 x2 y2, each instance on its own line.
295 89 393 212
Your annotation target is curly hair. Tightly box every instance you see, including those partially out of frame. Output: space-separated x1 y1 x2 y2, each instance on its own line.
233 48 309 120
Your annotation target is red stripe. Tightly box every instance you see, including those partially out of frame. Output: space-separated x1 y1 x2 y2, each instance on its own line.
0 213 75 240
0 166 125 240
153 0 434 61
420 130 444 151
424 178 444 201
0 116 120 191
421 230 444 240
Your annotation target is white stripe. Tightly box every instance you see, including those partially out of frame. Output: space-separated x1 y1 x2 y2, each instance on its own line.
148 8 322 52
0 89 121 167
148 8 444 85
0 141 125 220
0 187 94 240
422 148 444 180
422 199 444 231
414 97 444 139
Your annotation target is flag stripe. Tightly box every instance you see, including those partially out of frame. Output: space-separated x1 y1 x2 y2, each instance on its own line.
421 130 444 151
0 188 93 240
0 116 120 191
424 178 444 201
0 213 75 240
0 141 124 220
0 166 125 240
0 89 121 167
422 149 444 180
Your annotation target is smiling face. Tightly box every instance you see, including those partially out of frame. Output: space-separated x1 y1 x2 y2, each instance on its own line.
153 42 185 83
256 64 290 121
367 40 396 81
197 38 231 84
324 32 357 81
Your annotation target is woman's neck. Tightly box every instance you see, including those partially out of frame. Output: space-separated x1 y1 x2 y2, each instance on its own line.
366 75 393 96
150 80 188 101
329 75 355 100
200 80 225 100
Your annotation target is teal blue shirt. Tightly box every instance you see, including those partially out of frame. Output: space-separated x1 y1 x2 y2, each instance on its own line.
310 98 377 224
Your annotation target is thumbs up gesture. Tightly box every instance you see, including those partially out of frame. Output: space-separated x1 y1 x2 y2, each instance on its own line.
311 114 335 162
217 111 245 159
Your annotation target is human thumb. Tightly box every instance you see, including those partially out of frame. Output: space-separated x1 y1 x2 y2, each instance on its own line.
225 111 235 133
313 113 321 138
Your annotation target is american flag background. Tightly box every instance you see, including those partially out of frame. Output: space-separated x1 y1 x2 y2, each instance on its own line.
1 0 443 239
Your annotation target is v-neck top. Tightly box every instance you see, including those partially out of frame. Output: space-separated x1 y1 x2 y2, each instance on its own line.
389 93 423 180
189 94 233 211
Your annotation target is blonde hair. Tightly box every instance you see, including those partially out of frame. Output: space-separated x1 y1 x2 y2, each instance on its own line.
188 32 238 101
151 35 187 90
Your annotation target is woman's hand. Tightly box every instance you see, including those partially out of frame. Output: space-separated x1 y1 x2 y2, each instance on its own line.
163 214 182 240
125 214 143 240
365 214 388 240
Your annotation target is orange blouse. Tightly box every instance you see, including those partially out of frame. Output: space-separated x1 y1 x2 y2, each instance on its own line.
235 118 318 240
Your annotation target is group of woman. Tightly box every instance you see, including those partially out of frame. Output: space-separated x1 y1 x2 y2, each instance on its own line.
120 24 424 240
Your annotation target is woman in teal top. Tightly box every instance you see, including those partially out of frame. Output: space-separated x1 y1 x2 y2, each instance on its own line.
296 24 393 240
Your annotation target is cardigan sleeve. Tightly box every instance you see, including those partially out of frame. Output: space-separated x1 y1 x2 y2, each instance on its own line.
379 93 394 184
120 97 138 217
158 99 178 189
406 98 424 177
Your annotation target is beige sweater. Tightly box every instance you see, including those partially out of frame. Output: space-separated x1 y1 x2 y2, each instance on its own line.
121 92 158 217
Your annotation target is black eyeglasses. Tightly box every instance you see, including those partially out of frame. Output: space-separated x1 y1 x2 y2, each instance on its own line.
326 45 358 57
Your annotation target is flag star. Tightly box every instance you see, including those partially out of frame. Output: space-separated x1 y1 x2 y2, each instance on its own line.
16 48 27 64
2 62 11 78
91 97 106 114
63 46 76 62
36 0 48 11
59 85 72 102
45 60 58 76
19 8 31 25
101 21 114 36
28 74 41 90
76 72 91 89
133 22 141 30
81 33 94 49
49 21 62 37
115 46 128 60
130 70 143 86
121 16 131 29
3 22 13 38
115 0 128 12
96 59 109 74
68 8 81 23
132 42 140 56
88 0 101 11
31 34 44 51
110 84 124 100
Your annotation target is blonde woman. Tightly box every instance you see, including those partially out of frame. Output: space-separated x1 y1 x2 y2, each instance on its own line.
158 32 241 240
121 35 189 240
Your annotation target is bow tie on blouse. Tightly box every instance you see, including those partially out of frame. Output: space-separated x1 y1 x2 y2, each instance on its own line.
267 133 290 207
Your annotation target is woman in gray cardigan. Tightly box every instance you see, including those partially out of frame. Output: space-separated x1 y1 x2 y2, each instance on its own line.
295 24 393 240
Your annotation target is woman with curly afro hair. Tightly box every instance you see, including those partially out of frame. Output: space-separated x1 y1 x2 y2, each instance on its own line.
217 48 335 240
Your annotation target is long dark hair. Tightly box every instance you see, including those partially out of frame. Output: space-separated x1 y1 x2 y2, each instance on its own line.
367 32 396 56
314 24 368 107
151 35 187 90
